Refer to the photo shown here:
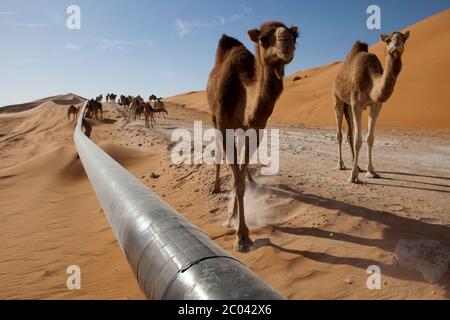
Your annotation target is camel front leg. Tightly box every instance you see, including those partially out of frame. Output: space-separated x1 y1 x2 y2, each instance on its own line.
366 103 382 178
230 163 253 252
212 164 221 194
349 105 363 183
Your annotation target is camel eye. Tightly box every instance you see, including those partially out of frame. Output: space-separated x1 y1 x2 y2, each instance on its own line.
259 35 271 47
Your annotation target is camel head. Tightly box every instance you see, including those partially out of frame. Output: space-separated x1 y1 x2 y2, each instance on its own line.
380 31 410 59
248 21 298 78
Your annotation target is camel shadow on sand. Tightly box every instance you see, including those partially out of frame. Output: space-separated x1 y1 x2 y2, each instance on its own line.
365 171 450 194
251 182 450 291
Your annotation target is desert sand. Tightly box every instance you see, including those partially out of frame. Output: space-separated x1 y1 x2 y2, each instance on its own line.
166 9 450 129
0 9 449 300
0 96 449 299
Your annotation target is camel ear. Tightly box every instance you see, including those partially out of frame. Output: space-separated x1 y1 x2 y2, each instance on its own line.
402 30 410 41
248 28 260 43
290 26 299 39
380 34 389 42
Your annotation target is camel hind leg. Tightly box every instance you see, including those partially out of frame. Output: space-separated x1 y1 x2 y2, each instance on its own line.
343 104 363 172
366 103 382 178
349 102 363 183
334 95 345 170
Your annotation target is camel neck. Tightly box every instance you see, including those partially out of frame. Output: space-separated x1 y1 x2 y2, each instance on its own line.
377 53 402 102
248 53 284 127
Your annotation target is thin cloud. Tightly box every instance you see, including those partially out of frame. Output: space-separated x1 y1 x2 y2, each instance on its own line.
238 4 252 13
0 11 18 15
175 5 251 37
98 38 136 50
65 43 80 51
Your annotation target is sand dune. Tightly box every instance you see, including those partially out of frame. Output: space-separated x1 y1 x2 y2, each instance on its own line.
0 93 85 114
166 9 450 129
0 96 146 299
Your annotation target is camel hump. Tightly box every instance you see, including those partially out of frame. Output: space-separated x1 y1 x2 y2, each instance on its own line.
346 41 368 61
215 34 245 63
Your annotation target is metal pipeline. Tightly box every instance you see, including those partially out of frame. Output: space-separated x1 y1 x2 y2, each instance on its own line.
74 102 284 300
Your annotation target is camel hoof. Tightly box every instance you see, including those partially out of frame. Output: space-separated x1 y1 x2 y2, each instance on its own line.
338 163 346 170
366 172 381 179
234 236 254 253
348 176 362 184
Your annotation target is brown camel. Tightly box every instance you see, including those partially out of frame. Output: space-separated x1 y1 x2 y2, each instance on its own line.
95 94 103 103
143 103 156 128
86 99 103 120
207 21 298 252
333 31 410 183
153 99 168 118
129 96 145 121
67 104 79 120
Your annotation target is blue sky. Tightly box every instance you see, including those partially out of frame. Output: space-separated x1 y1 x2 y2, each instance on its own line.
0 0 449 106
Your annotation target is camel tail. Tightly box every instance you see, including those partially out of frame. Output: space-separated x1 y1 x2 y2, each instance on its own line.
345 41 368 62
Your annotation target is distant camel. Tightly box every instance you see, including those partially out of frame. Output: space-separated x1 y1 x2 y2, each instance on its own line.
129 96 145 121
333 31 410 183
143 103 156 128
86 99 103 120
67 105 79 120
82 118 92 138
207 21 298 252
95 94 103 103
106 94 110 103
110 93 117 103
153 99 168 118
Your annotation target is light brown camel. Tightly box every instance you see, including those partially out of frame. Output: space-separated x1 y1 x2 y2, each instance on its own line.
67 104 79 120
143 103 156 128
333 31 409 183
207 21 298 252
129 96 144 121
153 99 168 118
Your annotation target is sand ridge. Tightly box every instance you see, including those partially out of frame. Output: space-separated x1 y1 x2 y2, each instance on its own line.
166 9 450 129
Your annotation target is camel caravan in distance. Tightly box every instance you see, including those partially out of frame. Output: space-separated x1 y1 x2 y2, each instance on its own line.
69 92 168 129
128 95 168 128
113 93 168 125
